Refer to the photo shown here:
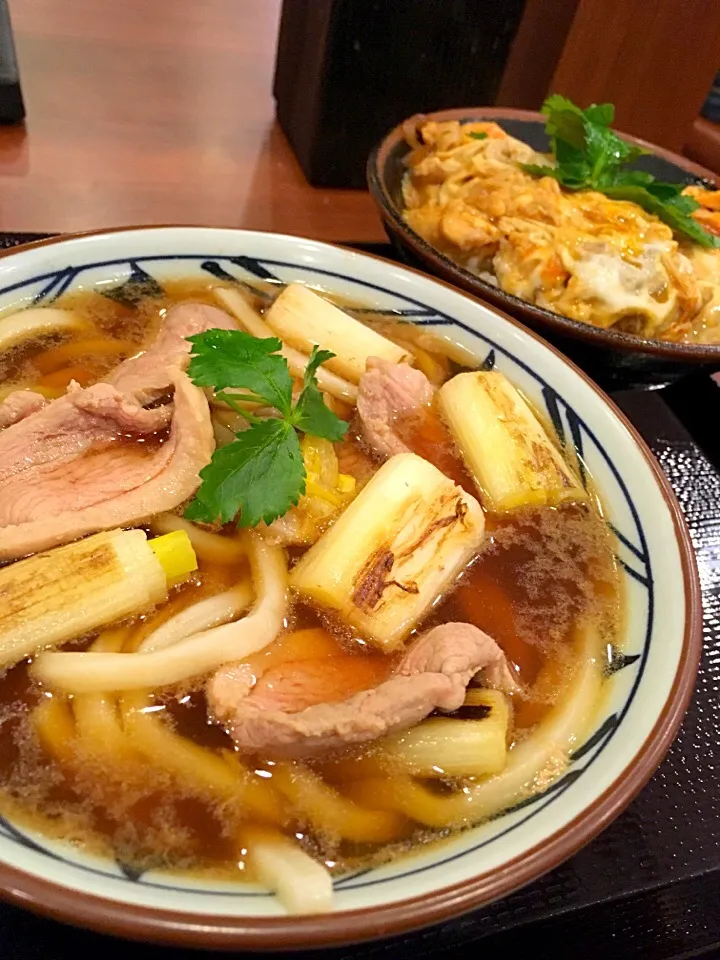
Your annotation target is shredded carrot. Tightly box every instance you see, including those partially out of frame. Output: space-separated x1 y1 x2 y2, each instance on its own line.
693 208 720 237
540 254 568 285
689 186 720 210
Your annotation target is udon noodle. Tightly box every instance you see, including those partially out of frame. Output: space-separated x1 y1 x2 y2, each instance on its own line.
0 277 622 914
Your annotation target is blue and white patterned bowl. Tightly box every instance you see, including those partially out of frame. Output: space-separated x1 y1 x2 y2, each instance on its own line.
0 228 701 949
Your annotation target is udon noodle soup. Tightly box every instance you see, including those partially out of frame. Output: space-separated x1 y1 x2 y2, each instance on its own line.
0 277 621 914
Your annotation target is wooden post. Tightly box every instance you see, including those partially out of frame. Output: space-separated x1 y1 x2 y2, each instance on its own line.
498 0 720 152
496 0 580 109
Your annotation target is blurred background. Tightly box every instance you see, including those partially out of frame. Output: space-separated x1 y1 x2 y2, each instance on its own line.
1 0 719 240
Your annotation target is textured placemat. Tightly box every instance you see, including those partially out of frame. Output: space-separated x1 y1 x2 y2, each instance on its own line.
0 234 718 960
0 233 47 250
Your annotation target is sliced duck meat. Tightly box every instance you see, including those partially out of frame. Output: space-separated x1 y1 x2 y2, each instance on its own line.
108 302 236 403
71 382 173 431
0 382 172 489
0 301 233 484
0 301 236 559
0 370 213 560
0 390 46 429
396 623 519 695
356 357 433 459
208 622 515 758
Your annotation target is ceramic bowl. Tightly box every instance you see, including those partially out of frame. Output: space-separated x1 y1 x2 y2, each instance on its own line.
0 227 702 949
367 107 720 390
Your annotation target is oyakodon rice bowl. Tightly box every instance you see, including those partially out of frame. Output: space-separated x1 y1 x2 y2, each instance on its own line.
0 228 700 949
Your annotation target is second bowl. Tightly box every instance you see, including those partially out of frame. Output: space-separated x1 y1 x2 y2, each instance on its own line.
368 107 720 389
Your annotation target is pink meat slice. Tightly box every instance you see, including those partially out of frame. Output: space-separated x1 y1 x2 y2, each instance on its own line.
355 357 434 459
0 382 172 489
0 370 213 560
0 390 47 429
0 301 236 559
107 302 236 403
208 623 517 758
0 301 234 487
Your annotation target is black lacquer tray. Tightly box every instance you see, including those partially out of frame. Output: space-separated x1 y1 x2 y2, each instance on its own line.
1 234 719 960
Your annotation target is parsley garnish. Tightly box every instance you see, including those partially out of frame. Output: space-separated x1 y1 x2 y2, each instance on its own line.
184 330 348 527
468 131 488 141
521 94 720 248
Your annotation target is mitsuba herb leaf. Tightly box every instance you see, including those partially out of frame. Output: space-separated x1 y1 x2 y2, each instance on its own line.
521 94 720 248
291 346 348 441
186 329 293 416
521 162 559 179
542 94 615 149
185 330 348 527
186 419 304 527
602 182 716 247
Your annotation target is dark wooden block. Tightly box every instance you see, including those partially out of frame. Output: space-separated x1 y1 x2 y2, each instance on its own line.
0 0 25 123
273 0 527 188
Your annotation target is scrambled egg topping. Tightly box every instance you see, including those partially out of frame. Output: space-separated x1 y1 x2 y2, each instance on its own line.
402 120 720 342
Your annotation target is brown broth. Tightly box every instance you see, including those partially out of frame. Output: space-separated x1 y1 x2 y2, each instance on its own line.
0 277 622 882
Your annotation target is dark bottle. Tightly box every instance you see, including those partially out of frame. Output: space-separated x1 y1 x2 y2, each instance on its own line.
273 0 526 188
0 0 25 124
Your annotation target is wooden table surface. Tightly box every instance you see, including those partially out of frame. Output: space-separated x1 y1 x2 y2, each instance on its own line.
0 0 385 242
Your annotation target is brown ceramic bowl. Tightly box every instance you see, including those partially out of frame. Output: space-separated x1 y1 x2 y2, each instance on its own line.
0 227 703 948
368 107 720 390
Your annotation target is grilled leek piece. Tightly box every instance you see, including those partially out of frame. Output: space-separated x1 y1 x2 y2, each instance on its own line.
439 371 586 511
213 287 358 404
381 688 509 778
264 283 411 383
290 452 485 650
0 528 197 669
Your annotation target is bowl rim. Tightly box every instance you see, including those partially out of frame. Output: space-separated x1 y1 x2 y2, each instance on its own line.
0 226 704 950
367 105 720 363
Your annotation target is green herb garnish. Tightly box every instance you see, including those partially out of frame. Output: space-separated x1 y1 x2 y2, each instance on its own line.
468 131 488 141
184 330 348 527
521 94 720 248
